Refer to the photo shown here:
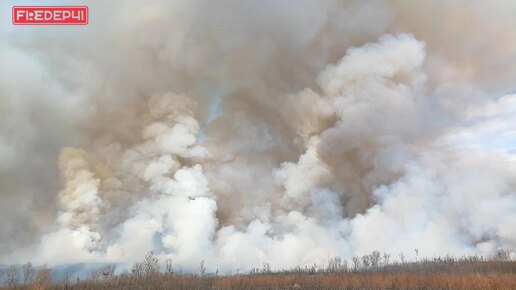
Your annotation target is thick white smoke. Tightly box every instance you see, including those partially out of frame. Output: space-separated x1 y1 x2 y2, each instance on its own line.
1 0 516 271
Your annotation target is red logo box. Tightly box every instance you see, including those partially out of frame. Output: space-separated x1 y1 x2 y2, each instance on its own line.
13 6 88 25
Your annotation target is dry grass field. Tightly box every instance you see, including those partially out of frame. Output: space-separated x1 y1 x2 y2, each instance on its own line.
2 252 515 289
17 272 514 290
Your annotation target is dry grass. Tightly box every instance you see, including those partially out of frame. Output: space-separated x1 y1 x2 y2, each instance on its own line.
2 253 516 289
5 271 515 290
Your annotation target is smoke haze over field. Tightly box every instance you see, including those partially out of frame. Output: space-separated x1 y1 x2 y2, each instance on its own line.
1 0 516 271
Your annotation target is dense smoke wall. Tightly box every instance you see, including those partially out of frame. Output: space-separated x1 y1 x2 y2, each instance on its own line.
1 0 516 271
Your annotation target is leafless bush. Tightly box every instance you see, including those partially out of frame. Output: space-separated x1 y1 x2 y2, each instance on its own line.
382 253 390 265
370 251 381 268
143 252 159 276
130 261 144 278
352 256 360 271
327 257 347 272
494 249 510 261
6 265 19 287
261 262 271 274
361 254 371 268
22 262 34 285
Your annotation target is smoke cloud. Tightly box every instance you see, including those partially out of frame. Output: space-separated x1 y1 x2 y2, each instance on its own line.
1 0 516 271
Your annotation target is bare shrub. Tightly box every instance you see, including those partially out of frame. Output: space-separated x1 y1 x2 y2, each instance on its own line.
370 251 381 268
143 252 159 276
327 257 347 272
494 249 510 261
361 254 371 268
6 265 19 287
22 262 34 285
261 263 271 274
382 253 390 265
352 256 360 271
130 262 144 278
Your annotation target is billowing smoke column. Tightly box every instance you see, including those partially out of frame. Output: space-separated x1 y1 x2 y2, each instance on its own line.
1 0 516 271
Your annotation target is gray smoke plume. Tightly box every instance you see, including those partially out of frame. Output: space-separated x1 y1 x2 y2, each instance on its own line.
1 0 516 271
